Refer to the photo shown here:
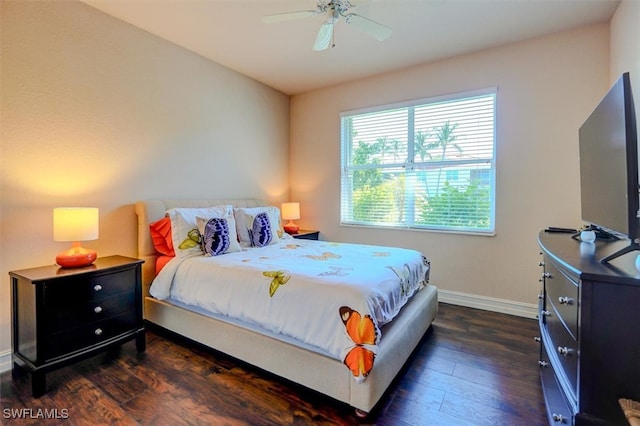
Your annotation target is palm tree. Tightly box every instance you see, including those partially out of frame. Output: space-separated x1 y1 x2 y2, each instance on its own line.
414 130 433 162
414 130 434 198
375 136 404 163
430 121 461 195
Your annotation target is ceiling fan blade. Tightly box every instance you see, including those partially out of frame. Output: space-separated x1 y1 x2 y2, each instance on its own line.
344 13 392 41
313 21 334 51
261 10 319 24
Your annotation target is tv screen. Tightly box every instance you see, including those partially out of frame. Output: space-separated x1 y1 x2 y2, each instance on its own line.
579 72 639 261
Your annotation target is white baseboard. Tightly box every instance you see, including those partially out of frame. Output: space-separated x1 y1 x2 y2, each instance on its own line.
438 289 538 319
0 350 11 374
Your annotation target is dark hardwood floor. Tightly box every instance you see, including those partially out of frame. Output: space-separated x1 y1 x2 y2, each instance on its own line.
1 303 547 425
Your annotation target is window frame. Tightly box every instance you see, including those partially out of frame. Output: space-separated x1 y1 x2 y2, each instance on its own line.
340 87 497 235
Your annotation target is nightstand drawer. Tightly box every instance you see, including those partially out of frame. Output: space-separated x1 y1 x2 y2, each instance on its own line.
43 268 136 308
45 309 138 361
44 291 136 334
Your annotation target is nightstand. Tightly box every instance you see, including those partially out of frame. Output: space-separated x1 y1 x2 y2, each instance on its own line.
291 229 319 240
9 255 145 397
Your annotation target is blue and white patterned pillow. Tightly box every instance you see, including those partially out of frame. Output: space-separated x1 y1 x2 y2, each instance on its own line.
195 210 242 256
168 205 235 258
249 212 273 247
200 217 232 256
234 206 283 247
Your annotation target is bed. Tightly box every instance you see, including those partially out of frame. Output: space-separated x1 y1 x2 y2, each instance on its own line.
135 198 438 416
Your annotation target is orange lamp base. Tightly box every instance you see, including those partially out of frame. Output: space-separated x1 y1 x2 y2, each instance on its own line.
284 221 300 234
56 243 97 268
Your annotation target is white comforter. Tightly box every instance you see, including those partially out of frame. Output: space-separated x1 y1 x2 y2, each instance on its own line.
150 237 429 382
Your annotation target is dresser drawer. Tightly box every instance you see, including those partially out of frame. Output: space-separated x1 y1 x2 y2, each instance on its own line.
44 291 136 334
544 297 579 394
540 343 574 425
544 259 579 339
44 309 138 361
43 268 136 308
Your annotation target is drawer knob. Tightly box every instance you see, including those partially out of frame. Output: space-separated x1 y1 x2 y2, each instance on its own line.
94 284 103 292
538 261 545 267
94 306 103 314
557 346 571 356
533 336 541 342
538 360 549 367
542 272 552 279
538 293 544 300
94 328 103 336
558 296 573 305
541 310 551 317
552 413 566 423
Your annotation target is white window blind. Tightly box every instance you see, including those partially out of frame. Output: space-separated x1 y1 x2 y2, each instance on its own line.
340 88 496 234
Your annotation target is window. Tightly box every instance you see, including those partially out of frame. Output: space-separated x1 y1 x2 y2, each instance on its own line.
340 88 496 234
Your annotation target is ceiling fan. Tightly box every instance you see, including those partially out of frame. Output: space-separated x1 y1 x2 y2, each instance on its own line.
261 0 392 51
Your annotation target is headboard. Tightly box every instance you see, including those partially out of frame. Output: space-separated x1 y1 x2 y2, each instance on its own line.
134 199 267 296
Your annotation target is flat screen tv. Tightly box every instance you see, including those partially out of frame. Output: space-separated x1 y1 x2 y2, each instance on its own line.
579 72 639 262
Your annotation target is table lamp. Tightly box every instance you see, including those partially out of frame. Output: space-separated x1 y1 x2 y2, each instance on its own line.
281 202 300 234
53 207 99 268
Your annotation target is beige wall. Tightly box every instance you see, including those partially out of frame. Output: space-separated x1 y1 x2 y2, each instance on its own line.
0 2 289 357
610 0 640 118
290 23 611 312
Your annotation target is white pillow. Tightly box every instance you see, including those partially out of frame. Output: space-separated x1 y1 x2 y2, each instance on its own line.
166 205 235 257
234 206 283 247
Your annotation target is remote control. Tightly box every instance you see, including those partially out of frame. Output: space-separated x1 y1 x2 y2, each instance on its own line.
545 227 577 233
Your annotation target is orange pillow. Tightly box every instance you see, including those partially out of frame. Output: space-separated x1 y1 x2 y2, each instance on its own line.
149 217 175 256
155 255 174 275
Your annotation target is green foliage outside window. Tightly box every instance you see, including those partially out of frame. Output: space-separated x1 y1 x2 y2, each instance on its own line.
420 180 491 228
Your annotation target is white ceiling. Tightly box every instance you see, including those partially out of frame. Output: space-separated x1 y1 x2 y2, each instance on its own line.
81 0 620 95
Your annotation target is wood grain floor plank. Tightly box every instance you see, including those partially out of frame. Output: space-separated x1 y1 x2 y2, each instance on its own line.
0 303 547 425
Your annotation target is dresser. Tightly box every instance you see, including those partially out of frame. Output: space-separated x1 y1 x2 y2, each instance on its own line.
537 231 640 425
10 255 145 397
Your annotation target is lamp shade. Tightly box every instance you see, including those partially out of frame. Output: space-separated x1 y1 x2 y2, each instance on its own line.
281 202 300 220
53 207 99 268
54 207 99 241
281 202 300 234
